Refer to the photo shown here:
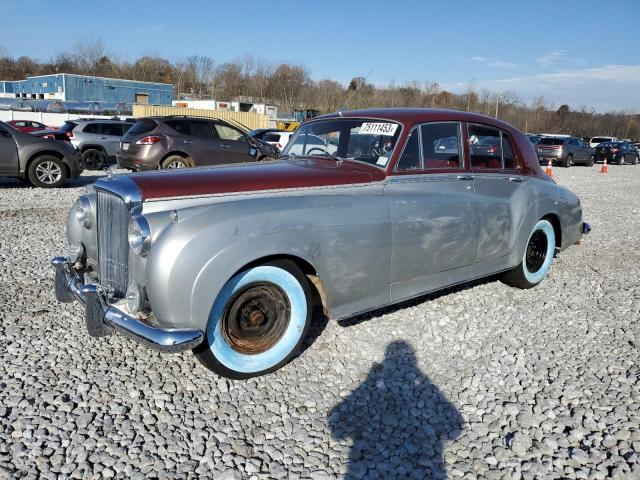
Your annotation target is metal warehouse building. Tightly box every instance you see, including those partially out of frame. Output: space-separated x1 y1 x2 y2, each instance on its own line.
0 74 173 104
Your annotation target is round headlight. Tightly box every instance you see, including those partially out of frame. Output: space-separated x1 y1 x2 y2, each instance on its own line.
75 196 92 228
128 214 151 256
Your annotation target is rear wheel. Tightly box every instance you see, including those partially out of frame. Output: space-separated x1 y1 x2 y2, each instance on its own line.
81 148 107 169
161 155 190 169
587 155 594 167
501 219 556 289
563 155 572 168
195 260 312 379
619 155 625 165
27 155 67 188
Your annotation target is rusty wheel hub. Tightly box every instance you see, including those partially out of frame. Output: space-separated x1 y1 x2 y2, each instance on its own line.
221 282 291 355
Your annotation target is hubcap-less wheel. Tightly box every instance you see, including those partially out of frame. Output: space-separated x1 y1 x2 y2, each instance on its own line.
35 161 62 185
221 282 291 355
523 220 556 284
620 156 625 165
196 263 311 378
526 231 548 273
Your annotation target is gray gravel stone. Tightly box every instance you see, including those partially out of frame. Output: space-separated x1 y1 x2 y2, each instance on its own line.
0 167 639 478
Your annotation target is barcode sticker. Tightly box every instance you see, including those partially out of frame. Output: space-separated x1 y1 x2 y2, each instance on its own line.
358 122 398 136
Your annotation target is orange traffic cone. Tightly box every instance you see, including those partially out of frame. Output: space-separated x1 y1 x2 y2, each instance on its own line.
600 158 608 174
545 159 553 177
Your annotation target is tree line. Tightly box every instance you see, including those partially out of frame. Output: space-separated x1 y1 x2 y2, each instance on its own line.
1 40 638 139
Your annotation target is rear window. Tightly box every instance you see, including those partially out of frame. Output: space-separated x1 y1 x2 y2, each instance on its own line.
591 137 611 144
538 138 565 146
127 119 158 135
59 121 78 133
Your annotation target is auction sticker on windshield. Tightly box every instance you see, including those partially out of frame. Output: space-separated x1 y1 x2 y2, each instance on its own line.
359 122 398 136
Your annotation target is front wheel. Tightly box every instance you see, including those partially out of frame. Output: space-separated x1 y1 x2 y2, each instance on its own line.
27 155 67 188
501 219 556 289
619 156 625 165
194 260 312 379
587 155 594 167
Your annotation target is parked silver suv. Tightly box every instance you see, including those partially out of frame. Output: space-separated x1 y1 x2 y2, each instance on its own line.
535 136 594 167
63 119 134 169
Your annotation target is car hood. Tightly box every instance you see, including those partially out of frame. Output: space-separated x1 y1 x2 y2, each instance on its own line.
126 158 386 201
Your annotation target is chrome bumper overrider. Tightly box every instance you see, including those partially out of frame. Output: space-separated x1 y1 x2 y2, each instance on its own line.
51 256 203 353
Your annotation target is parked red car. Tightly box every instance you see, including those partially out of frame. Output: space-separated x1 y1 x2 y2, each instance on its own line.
6 120 49 133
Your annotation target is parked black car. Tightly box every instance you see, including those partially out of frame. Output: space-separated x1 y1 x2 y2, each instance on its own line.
117 116 278 170
594 142 639 165
535 136 594 167
0 121 82 187
248 128 284 140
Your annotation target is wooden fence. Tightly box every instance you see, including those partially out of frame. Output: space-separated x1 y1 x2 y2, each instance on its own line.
132 105 269 130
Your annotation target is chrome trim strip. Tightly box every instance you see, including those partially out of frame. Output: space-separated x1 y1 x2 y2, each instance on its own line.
145 180 383 202
51 257 203 353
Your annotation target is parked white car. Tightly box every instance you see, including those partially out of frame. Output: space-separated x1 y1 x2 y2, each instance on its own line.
261 131 295 151
590 136 618 148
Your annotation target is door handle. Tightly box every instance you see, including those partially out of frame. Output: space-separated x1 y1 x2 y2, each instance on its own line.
456 175 474 181
507 177 523 183
220 144 231 149
98 136 108 139
183 140 193 144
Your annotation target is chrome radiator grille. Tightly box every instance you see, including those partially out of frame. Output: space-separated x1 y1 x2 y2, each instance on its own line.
96 190 130 297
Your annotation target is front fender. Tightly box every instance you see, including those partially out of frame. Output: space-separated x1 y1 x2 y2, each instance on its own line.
145 190 390 330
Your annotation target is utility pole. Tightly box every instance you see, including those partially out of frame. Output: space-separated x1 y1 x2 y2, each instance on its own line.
495 91 502 118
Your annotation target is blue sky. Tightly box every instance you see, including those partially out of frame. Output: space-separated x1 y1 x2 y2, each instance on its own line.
2 0 639 112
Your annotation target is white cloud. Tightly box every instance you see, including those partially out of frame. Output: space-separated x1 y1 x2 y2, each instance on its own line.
443 64 640 112
470 56 518 69
535 50 569 67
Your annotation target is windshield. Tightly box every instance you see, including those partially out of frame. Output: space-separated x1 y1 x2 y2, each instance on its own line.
591 137 611 144
538 138 565 146
281 118 402 168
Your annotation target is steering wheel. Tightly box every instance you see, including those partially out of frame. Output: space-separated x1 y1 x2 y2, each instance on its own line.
306 147 332 156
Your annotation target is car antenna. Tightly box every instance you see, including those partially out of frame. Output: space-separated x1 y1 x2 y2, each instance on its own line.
338 70 373 116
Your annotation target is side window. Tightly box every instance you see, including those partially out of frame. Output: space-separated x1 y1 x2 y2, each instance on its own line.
165 120 188 135
100 124 124 136
83 123 99 134
396 129 421 170
15 121 26 127
187 121 214 138
215 123 245 141
502 132 517 169
420 122 461 169
469 124 502 169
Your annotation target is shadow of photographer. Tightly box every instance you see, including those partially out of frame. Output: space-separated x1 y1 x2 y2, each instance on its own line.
329 340 463 479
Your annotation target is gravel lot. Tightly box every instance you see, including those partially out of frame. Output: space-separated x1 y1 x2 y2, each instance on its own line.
1 165 639 480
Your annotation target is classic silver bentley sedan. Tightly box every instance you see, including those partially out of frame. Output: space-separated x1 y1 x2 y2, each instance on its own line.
52 109 590 378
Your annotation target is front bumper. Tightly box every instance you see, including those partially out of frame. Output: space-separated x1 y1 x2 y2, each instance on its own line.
51 256 203 353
